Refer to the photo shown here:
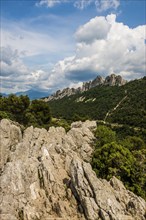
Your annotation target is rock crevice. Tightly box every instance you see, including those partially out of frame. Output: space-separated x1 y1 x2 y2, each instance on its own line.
0 119 145 220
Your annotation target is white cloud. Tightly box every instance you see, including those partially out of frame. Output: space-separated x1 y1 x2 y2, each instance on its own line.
95 0 120 12
75 16 111 43
36 0 120 11
1 14 145 94
36 0 61 8
42 14 146 90
0 46 50 93
36 0 67 7
0 46 28 77
74 0 93 10
0 14 75 93
1 27 60 57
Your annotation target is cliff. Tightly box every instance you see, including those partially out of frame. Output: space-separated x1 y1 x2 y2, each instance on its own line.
0 119 145 220
44 74 126 101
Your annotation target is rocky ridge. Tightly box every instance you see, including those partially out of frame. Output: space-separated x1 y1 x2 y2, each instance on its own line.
44 74 126 101
0 119 145 220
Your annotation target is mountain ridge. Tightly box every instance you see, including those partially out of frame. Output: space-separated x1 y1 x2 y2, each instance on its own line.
0 89 51 100
48 77 146 129
43 74 127 101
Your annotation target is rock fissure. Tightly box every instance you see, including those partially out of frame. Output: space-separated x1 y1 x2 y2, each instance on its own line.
0 119 145 220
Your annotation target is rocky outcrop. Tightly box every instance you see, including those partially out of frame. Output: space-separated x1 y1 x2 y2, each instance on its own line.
44 74 126 101
0 119 145 220
104 74 126 86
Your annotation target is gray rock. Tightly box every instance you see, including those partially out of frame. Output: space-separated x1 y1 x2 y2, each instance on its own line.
0 119 145 220
44 74 127 101
104 74 126 86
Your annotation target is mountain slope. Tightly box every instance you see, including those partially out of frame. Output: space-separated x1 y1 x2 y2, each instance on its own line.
48 77 146 128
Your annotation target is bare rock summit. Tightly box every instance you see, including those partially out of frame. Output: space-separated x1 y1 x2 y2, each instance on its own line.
44 74 126 101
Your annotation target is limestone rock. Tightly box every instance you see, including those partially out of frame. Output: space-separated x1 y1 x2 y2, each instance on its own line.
104 74 126 86
44 74 127 101
0 119 145 220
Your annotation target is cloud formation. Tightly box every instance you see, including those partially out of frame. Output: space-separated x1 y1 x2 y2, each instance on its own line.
1 14 146 94
75 16 111 43
37 0 120 11
0 46 50 93
36 0 67 8
95 0 120 12
43 14 146 91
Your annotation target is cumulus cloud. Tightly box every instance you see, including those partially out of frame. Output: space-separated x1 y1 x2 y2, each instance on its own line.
75 16 111 43
1 14 146 94
43 14 146 91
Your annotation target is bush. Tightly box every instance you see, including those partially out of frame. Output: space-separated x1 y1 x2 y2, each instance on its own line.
91 125 146 199
92 142 135 181
95 125 116 147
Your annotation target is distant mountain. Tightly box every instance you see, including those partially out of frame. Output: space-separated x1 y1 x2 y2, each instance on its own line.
0 90 50 100
15 89 51 100
0 93 8 97
48 77 146 129
1 89 50 100
43 74 127 101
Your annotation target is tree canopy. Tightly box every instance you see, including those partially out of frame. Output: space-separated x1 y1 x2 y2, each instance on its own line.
0 95 51 128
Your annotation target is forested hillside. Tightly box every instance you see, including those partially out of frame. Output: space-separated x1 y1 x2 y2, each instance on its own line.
49 77 146 128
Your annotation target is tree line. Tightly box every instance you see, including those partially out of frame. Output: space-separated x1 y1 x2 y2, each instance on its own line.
0 94 51 129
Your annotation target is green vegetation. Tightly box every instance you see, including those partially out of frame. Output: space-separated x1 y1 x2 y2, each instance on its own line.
92 125 146 200
1 77 145 200
50 118 71 132
49 77 146 129
0 95 51 129
25 99 51 128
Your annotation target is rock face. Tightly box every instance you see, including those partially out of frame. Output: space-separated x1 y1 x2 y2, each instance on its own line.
104 74 126 86
44 74 126 101
0 119 145 220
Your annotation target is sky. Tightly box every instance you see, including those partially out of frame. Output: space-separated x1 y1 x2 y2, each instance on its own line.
0 0 146 94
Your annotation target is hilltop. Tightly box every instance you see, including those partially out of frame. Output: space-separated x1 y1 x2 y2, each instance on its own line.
48 76 146 129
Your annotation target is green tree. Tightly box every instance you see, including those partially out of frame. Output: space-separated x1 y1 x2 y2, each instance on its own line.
92 142 135 180
95 125 116 147
25 100 51 128
0 94 30 123
92 141 146 199
121 136 145 151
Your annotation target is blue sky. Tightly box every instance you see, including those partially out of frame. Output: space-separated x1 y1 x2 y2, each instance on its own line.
1 0 146 94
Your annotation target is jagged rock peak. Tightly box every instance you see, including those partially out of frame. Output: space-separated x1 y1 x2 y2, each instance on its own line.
44 74 126 101
104 74 126 86
0 119 145 220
